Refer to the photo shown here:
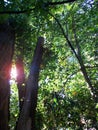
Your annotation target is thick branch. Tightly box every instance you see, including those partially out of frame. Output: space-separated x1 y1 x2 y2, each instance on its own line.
0 0 76 15
47 0 76 6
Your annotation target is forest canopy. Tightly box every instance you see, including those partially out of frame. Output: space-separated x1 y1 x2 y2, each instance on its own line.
0 0 98 130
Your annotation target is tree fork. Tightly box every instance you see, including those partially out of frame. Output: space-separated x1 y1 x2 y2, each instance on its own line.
16 37 44 130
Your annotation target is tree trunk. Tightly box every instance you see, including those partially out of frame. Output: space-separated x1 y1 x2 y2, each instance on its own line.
0 22 15 130
16 37 44 130
51 13 97 102
14 56 26 130
71 16 97 101
16 56 26 112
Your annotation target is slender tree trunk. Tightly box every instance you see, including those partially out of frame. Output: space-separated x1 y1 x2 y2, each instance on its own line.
72 16 97 101
50 13 97 102
16 56 26 112
0 22 15 130
14 56 26 130
16 37 44 130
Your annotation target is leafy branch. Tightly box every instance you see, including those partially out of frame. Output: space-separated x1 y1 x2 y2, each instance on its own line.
63 69 80 85
0 0 76 15
48 12 79 61
48 11 97 102
71 15 96 100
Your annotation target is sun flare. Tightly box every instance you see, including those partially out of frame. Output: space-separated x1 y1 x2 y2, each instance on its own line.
10 65 17 80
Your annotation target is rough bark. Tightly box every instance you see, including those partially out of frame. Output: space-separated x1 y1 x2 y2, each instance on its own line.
0 22 15 130
16 37 44 130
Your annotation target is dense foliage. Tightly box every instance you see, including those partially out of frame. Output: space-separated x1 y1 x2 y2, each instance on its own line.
0 0 98 129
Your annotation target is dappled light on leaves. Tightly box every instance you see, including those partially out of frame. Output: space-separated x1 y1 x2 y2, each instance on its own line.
0 0 97 129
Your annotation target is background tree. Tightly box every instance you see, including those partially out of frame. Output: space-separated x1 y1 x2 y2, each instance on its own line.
0 22 15 130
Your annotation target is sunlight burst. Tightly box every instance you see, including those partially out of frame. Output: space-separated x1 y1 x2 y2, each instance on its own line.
10 64 17 80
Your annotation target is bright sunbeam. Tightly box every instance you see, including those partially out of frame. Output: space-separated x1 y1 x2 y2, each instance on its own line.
10 64 17 80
